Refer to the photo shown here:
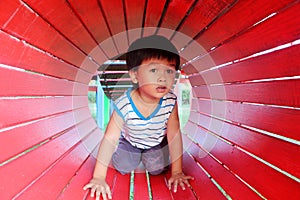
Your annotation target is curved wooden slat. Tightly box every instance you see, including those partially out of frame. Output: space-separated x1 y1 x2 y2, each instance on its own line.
188 44 300 86
192 79 300 107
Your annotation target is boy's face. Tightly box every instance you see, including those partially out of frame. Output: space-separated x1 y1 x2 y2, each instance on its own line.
129 58 177 100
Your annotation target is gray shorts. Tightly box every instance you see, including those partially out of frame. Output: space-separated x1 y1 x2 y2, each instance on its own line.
112 136 169 175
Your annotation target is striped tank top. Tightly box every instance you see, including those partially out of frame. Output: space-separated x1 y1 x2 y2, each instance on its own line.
113 87 177 149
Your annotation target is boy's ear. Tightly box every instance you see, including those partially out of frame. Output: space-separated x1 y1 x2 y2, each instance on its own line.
129 70 138 84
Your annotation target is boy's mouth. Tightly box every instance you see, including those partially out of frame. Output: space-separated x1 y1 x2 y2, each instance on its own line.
156 86 167 93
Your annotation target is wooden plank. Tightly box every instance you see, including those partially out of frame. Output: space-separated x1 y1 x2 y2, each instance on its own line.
0 30 92 83
0 66 88 96
0 108 92 163
67 0 112 44
183 134 261 199
192 99 300 141
58 152 118 200
57 152 98 200
181 152 226 200
0 123 92 199
188 110 300 178
188 44 300 85
158 0 195 38
133 172 149 200
180 0 296 67
0 0 20 26
0 34 92 83
185 125 300 199
143 0 167 36
21 0 106 64
149 174 173 200
175 0 235 47
0 96 87 129
0 0 97 70
125 0 146 44
196 0 296 51
108 173 131 200
0 33 96 79
16 129 101 199
99 0 128 54
164 163 198 200
192 79 300 107
183 1 300 73
67 0 117 58
100 80 132 86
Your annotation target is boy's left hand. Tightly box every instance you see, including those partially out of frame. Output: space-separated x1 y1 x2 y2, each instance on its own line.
167 172 194 192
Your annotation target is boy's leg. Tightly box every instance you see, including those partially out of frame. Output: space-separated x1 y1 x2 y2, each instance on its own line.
142 137 169 175
112 136 142 174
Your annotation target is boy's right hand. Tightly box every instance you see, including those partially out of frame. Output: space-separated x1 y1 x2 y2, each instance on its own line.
83 178 112 200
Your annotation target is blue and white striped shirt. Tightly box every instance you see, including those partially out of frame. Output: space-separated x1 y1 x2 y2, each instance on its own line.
113 88 177 149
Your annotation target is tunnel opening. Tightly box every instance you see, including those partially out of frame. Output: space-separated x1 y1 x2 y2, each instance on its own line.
87 55 192 131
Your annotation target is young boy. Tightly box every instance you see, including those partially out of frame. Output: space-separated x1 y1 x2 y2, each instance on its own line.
84 35 193 200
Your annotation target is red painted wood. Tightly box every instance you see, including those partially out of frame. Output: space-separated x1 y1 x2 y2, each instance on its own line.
67 0 118 59
180 0 296 66
0 0 97 70
0 0 299 199
143 0 166 36
125 0 146 44
188 44 300 85
0 0 20 25
85 167 120 200
158 0 195 38
200 134 300 199
88 86 97 92
99 0 128 54
181 152 227 200
109 173 131 200
188 110 300 178
183 1 300 73
0 108 92 163
149 174 172 200
133 173 149 199
183 135 262 199
57 153 97 199
192 79 300 107
21 0 105 64
164 163 198 200
197 0 296 51
0 67 88 96
0 124 90 199
192 99 300 141
58 154 117 200
175 0 234 46
0 96 87 129
16 129 101 199
0 30 92 83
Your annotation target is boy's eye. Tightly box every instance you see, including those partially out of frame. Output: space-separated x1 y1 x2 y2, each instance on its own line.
166 69 174 74
150 69 157 73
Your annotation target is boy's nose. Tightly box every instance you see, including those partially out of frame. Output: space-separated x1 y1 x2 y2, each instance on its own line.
158 73 167 82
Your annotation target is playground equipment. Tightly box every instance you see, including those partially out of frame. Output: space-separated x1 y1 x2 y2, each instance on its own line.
0 0 299 199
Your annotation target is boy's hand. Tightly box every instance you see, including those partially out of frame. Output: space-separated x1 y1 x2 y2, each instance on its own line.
167 172 194 193
83 178 112 200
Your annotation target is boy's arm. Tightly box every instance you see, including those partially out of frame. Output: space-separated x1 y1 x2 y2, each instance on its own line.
93 111 123 179
166 103 193 192
166 103 183 174
84 111 123 199
93 110 123 179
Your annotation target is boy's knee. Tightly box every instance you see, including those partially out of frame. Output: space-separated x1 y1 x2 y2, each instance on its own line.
112 151 140 174
142 153 169 175
147 166 168 175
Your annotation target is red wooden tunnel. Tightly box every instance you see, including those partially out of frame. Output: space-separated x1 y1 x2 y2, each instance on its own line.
0 0 299 199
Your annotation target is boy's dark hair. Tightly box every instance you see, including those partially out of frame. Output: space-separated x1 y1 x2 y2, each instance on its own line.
126 35 180 71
